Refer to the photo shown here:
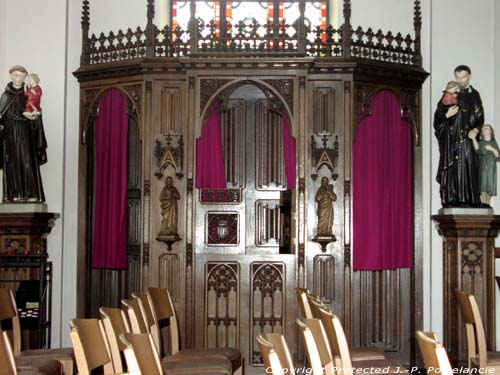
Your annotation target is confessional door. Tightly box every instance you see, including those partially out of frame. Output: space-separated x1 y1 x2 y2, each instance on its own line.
193 88 297 373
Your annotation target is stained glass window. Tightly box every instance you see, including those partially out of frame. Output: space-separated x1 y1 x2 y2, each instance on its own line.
171 0 329 32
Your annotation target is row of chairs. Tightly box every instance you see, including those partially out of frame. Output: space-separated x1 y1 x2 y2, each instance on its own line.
0 287 242 375
71 288 242 375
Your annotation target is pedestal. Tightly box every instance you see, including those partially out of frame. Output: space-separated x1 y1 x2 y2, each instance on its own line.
0 208 59 349
432 211 500 365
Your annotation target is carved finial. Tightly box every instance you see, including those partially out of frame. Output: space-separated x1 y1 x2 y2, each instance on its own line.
146 0 155 58
343 0 351 22
147 0 155 22
342 0 352 57
82 0 90 30
413 0 422 66
81 0 90 65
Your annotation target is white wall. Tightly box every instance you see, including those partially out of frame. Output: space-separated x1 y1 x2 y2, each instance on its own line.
89 0 147 35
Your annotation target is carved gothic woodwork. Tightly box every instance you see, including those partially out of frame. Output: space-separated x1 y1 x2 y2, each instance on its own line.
154 134 184 179
311 133 340 181
432 214 500 364
76 1 428 370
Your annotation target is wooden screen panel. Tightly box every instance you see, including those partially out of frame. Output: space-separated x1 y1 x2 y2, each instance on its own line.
250 262 285 365
205 263 240 349
221 100 246 188
313 254 335 303
350 269 411 355
159 254 180 301
255 101 286 190
255 200 281 247
313 87 336 134
160 88 182 133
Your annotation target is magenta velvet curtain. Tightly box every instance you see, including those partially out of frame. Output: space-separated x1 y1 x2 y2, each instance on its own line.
282 114 296 189
353 90 413 270
196 102 227 189
92 89 128 269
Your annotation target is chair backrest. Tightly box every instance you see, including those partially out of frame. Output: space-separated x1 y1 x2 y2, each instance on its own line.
147 287 180 355
0 288 22 356
455 290 487 368
120 332 163 375
261 333 295 372
309 299 325 319
256 334 285 375
296 318 334 375
416 331 453 375
296 288 313 319
315 307 353 372
122 298 148 334
0 328 17 375
69 319 114 375
131 292 162 352
100 307 131 373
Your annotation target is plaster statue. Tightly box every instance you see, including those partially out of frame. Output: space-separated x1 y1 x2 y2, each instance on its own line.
470 124 500 207
158 176 180 237
0 66 47 203
434 65 484 208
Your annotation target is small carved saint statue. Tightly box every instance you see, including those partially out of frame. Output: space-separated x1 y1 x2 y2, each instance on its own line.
157 176 181 247
315 176 336 238
469 124 500 207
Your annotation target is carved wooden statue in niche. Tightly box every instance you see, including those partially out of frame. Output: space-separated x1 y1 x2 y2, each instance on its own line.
157 176 181 249
315 176 336 249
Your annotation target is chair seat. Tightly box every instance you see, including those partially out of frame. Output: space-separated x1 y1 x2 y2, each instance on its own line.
18 348 74 375
174 347 242 371
353 358 409 374
16 357 63 375
351 346 386 361
162 355 231 375
472 351 500 367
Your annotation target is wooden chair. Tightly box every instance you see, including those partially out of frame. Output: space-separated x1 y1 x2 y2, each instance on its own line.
0 288 73 374
120 300 232 375
69 319 124 375
296 288 313 319
455 290 500 370
120 332 230 375
296 318 335 375
256 334 291 375
100 307 132 373
261 333 294 372
314 309 408 374
0 327 62 375
415 331 453 375
147 287 242 375
305 292 385 362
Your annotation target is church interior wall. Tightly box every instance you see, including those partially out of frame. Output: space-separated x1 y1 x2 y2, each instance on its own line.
1 0 500 350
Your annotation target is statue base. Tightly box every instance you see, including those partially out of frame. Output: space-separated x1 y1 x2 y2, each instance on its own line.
156 233 181 251
313 235 336 252
432 212 500 365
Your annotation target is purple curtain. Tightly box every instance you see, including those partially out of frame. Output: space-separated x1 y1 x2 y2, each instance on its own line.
196 102 226 189
353 90 413 270
282 114 296 189
92 89 128 269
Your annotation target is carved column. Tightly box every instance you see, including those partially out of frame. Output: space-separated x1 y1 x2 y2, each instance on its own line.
432 213 500 364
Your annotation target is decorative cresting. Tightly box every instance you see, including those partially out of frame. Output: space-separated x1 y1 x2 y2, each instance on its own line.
80 0 422 66
154 134 184 179
250 263 285 365
205 263 239 349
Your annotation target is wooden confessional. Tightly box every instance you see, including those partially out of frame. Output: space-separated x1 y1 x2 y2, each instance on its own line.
74 0 428 371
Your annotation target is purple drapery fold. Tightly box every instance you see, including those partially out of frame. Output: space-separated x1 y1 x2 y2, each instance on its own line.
196 102 227 189
92 89 128 270
282 114 296 189
353 90 413 270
